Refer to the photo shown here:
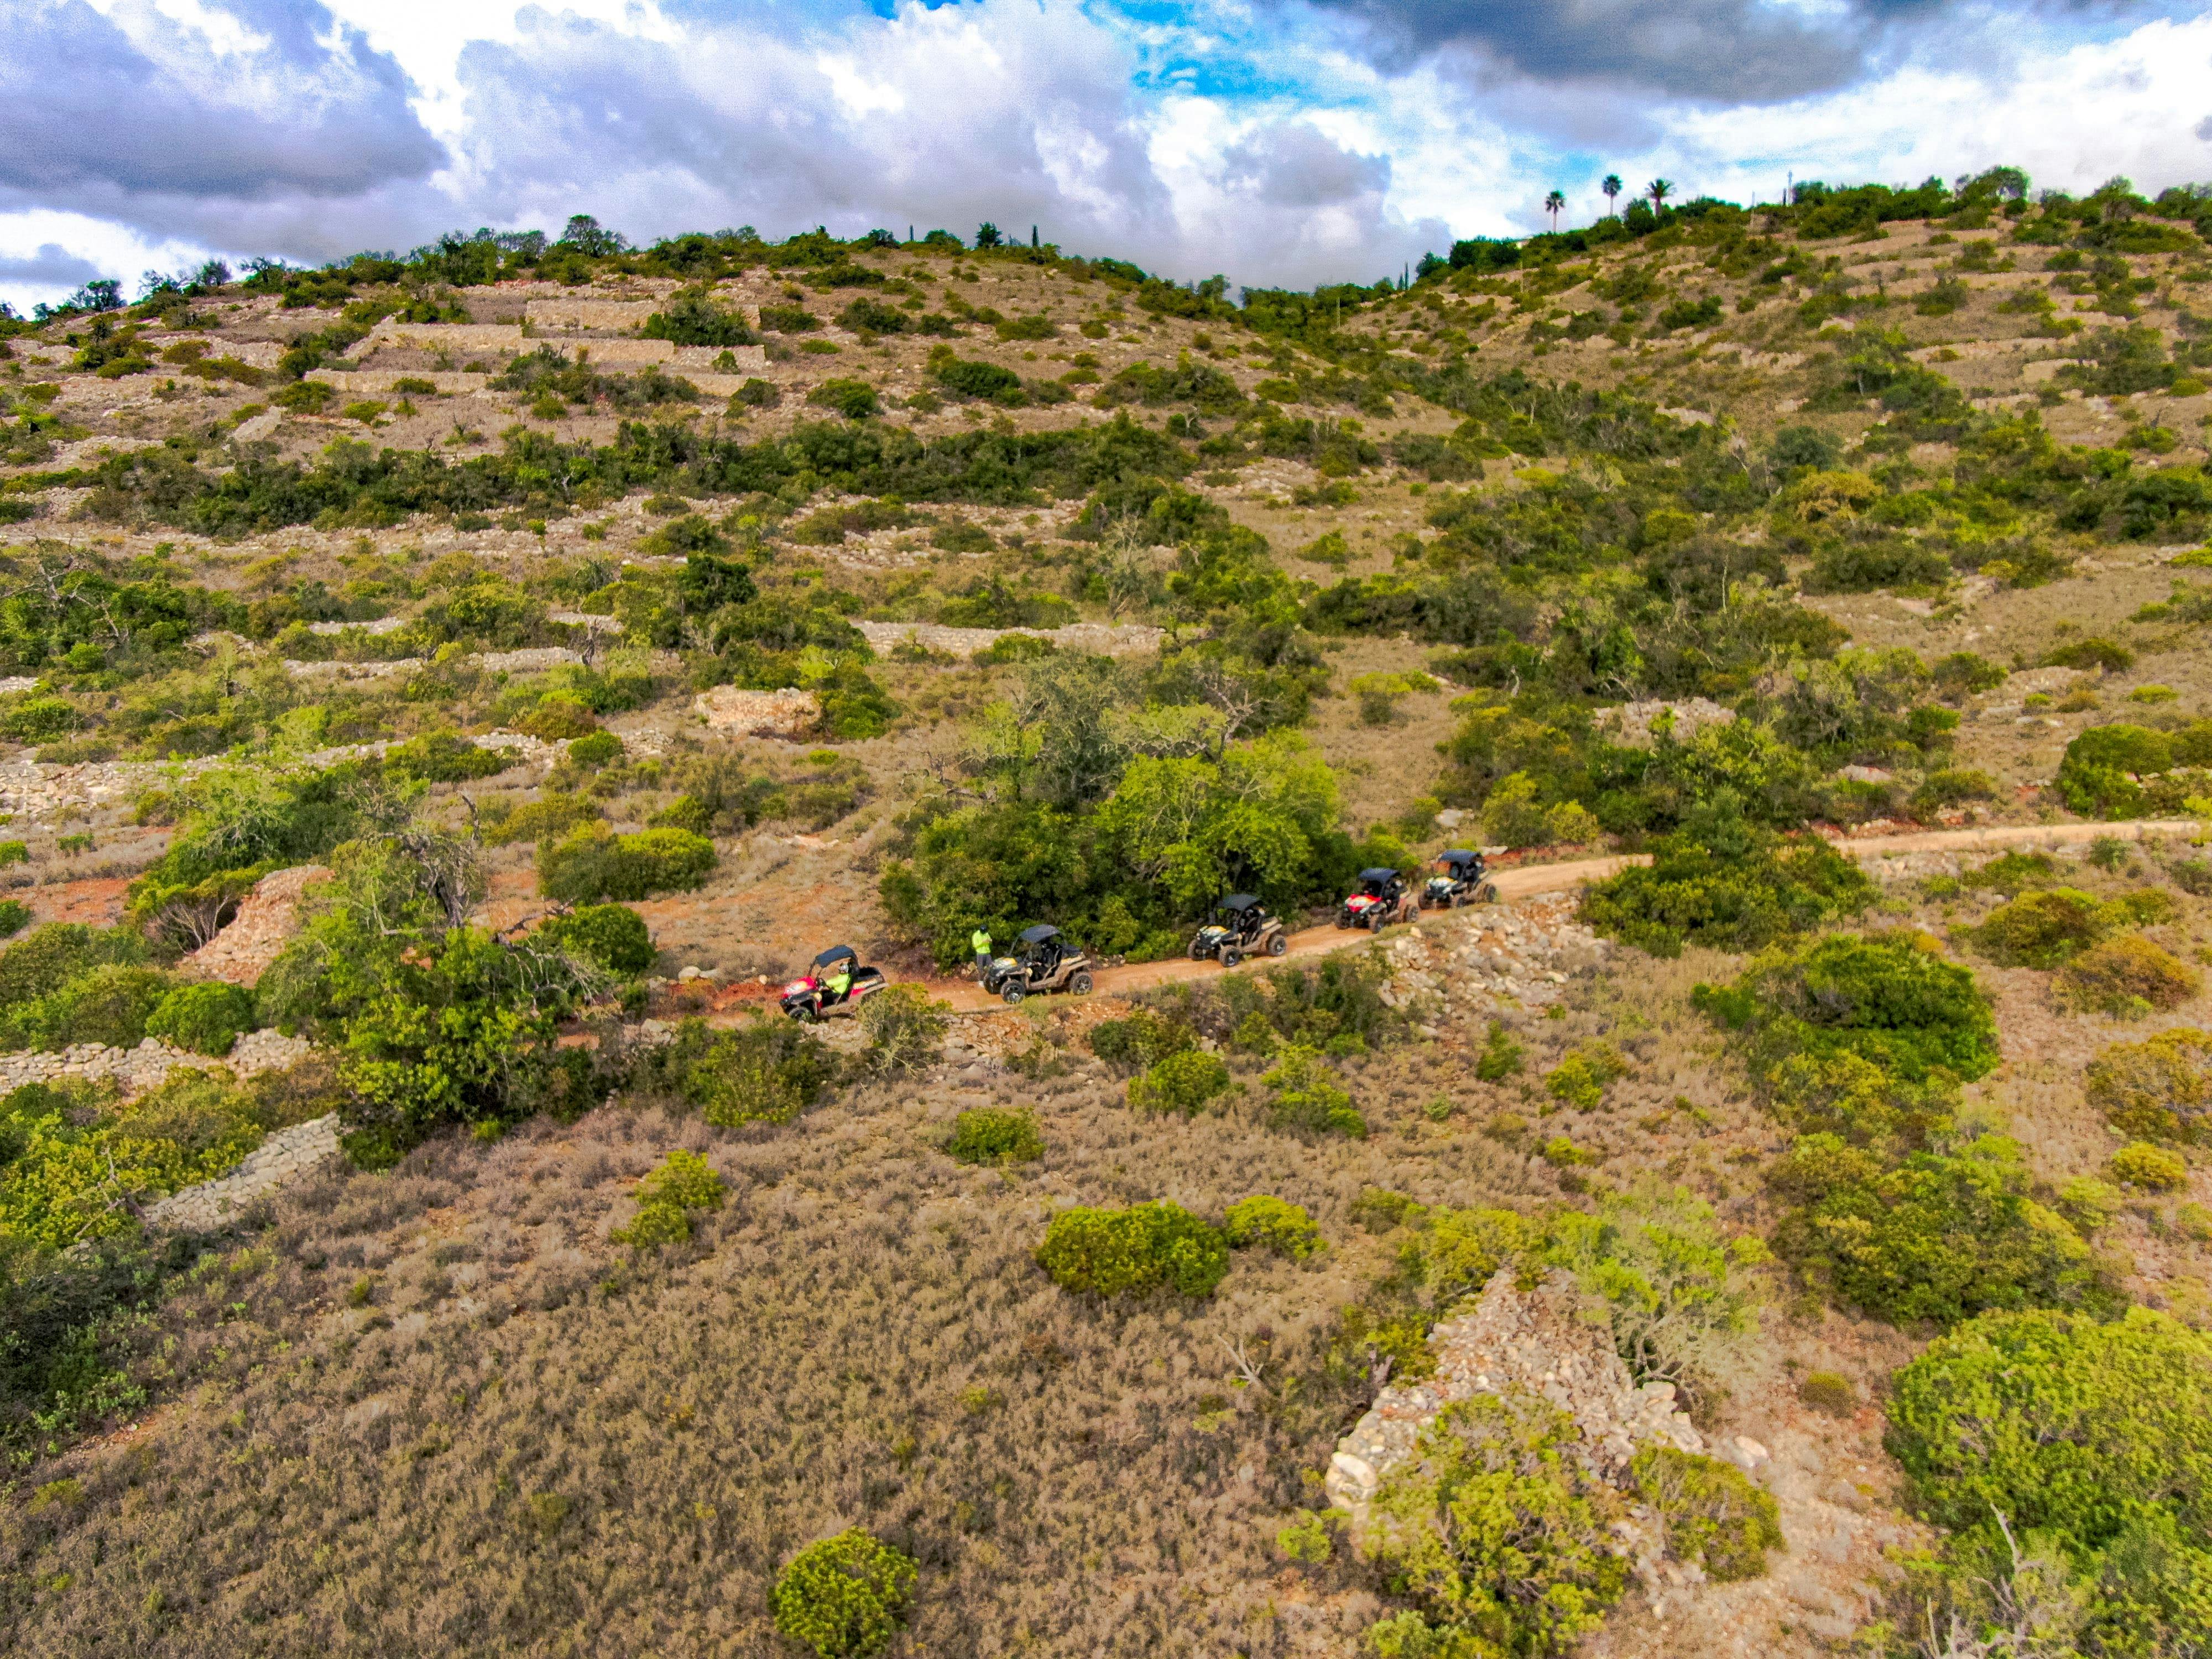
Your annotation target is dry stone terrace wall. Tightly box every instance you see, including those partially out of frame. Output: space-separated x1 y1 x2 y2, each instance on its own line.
0 1027 314 1098
854 620 1167 657
141 1112 341 1233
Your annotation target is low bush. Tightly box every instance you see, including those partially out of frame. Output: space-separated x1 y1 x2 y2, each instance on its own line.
944 1108 1042 1165
1404 1204 1531 1305
770 1527 919 1659
2110 1140 2188 1191
1474 1020 1524 1080
1034 1201 1229 1298
1968 886 2169 968
2059 933 2201 1015
1887 1308 2212 1656
1768 1132 2114 1326
538 903 655 975
1695 931 1999 1084
1545 1040 1628 1110
807 378 879 419
1361 1389 1629 1656
1126 1048 1230 1115
1798 1370 1856 1415
1259 1045 1365 1138
1087 1008 1195 1071
538 823 716 902
2057 722 2182 817
4 963 172 1051
856 984 948 1074
383 730 510 783
0 901 27 940
2087 1027 2212 1139
634 1017 836 1127
144 981 257 1057
611 1148 726 1248
482 792 604 847
1578 802 1873 958
1630 1446 1784 1580
566 730 623 768
1223 1194 1322 1259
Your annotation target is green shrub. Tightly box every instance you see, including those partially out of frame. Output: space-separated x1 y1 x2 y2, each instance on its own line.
932 356 1022 400
1126 1048 1230 1115
2059 933 2201 1015
1697 931 1999 1083
383 729 510 783
0 901 28 940
1260 1045 1365 1138
1969 886 2125 966
635 1018 836 1126
144 982 256 1057
538 823 715 902
856 983 948 1074
945 1108 1042 1165
2110 1140 2189 1191
483 793 604 847
5 963 171 1052
1035 1201 1229 1298
0 845 23 869
538 904 655 975
517 698 602 740
1630 1446 1784 1580
565 730 623 768
806 378 879 419
1544 1041 1628 1110
1087 1008 1195 1071
2057 722 2173 817
1887 1307 2212 1655
1223 1194 1323 1259
1360 1389 1629 1656
770 1527 919 1659
1405 1204 1531 1304
611 1148 726 1248
1473 1020 1524 1080
1769 1132 2114 1326
2086 1027 2212 1139
1798 1370 1856 1415
1578 805 1873 957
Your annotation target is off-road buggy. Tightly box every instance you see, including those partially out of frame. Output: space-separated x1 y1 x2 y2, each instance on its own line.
982 924 1095 1005
1338 867 1418 933
1188 894 1288 968
780 945 888 1022
1423 849 1499 910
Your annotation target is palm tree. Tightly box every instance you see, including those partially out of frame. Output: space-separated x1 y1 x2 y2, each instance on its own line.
1601 174 1623 217
1544 190 1565 231
1647 179 1673 214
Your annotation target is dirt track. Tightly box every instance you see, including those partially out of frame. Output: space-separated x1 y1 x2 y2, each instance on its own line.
924 818 2200 1011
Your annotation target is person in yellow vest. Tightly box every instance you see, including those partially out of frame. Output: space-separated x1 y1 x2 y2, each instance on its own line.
825 959 852 1001
972 926 993 976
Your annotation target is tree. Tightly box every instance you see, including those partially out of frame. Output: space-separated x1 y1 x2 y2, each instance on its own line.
556 214 627 256
1603 174 1623 216
1545 190 1566 231
974 221 1003 249
1647 179 1674 213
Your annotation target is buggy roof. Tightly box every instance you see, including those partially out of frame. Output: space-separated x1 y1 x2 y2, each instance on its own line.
813 945 858 969
1018 924 1062 944
1357 867 1402 885
1220 894 1262 911
1434 850 1482 873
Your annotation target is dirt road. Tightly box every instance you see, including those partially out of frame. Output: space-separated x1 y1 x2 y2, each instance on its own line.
924 817 2199 1012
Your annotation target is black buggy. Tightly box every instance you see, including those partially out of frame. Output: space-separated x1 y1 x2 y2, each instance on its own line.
1423 849 1499 910
1188 894 1288 968
982 924 1097 1005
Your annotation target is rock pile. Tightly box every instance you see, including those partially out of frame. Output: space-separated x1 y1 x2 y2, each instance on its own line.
1377 894 1611 1020
179 864 331 986
1598 698 1737 749
693 685 821 738
0 1028 315 1097
142 1113 341 1232
1327 1270 1705 1517
853 620 1167 658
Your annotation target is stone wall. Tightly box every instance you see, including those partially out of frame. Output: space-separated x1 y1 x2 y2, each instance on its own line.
142 1113 342 1233
0 1028 315 1097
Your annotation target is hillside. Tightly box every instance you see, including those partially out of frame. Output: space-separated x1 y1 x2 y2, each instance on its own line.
4 176 2212 1657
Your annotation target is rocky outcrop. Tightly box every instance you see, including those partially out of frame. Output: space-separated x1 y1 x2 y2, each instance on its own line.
854 620 1167 658
693 685 821 738
1327 1269 1705 1517
1597 698 1736 749
143 1113 342 1232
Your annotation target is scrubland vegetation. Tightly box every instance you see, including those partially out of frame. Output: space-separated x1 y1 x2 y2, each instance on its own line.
3 171 2212 1655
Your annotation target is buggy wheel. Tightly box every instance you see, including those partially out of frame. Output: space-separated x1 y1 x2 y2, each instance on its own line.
1001 985 1026 1006
1069 970 1094 995
1368 911 1386 933
1219 950 1241 969
1267 932 1287 957
1406 903 1421 921
791 1003 818 1023
1478 883 1499 904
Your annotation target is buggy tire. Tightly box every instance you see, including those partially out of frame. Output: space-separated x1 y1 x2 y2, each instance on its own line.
1219 950 1241 969
1368 911 1386 933
792 1004 818 1024
1406 903 1421 921
1001 986 1026 1006
1069 971 1093 995
1478 883 1499 904
1267 933 1287 956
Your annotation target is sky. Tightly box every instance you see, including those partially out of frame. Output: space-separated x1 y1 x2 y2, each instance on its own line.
2 0 2210 310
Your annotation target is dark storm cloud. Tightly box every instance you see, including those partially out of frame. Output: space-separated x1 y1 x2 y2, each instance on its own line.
0 243 103 289
1304 0 1877 101
0 0 444 202
1220 122 1392 206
